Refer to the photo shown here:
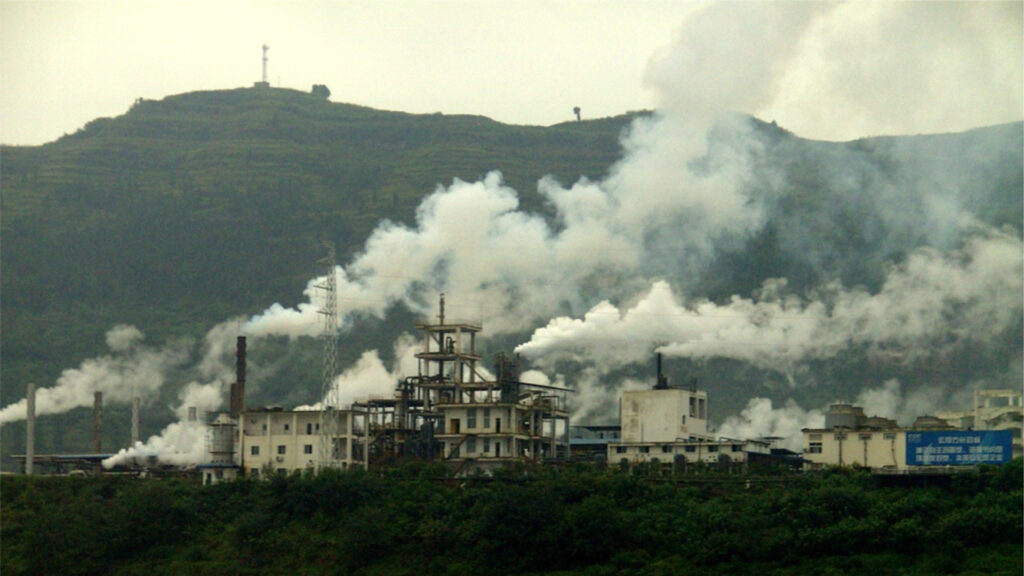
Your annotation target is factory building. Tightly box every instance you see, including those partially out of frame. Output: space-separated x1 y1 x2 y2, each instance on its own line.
606 355 771 471
238 407 366 477
802 398 1017 471
935 388 1023 459
361 296 570 474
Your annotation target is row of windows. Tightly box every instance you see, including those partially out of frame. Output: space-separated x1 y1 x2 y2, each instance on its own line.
614 444 743 454
251 422 323 435
465 408 493 430
249 444 315 456
808 433 899 453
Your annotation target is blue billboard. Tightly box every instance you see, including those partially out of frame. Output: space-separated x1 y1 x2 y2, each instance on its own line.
906 430 1013 466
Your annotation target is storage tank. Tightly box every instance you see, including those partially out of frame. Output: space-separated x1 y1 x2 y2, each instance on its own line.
825 403 865 429
208 413 237 465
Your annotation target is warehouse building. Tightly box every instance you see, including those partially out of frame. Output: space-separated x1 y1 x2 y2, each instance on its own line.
802 398 1017 471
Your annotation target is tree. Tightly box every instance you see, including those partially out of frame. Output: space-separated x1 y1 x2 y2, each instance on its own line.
311 84 331 100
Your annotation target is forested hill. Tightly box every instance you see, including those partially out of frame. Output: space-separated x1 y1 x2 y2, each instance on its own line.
0 86 639 457
0 89 633 390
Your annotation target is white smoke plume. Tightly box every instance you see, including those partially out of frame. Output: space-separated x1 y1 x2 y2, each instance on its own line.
103 421 210 469
297 333 422 410
0 325 189 425
715 398 826 452
102 376 230 468
714 379 973 451
517 229 1022 374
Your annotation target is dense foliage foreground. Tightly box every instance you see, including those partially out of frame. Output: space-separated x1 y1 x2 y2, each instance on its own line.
2 461 1021 576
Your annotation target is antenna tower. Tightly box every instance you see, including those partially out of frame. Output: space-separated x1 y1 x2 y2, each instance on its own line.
316 243 341 469
262 44 269 84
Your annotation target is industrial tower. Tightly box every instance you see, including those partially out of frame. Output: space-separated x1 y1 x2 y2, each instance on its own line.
316 244 345 469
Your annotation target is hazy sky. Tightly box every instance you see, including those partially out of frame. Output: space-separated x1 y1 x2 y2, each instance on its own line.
1 1 1021 146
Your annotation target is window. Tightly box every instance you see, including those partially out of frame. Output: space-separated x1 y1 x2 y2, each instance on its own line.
277 445 286 455
834 433 847 441
284 423 290 432
661 445 673 453
304 444 313 454
681 415 687 425
306 423 313 435
483 408 491 429
883 433 896 440
639 446 650 453
707 445 718 453
483 438 491 453
616 446 627 454
251 446 260 456
809 442 823 454
466 437 476 453
684 446 696 453
467 408 477 429
732 444 743 452
859 433 873 441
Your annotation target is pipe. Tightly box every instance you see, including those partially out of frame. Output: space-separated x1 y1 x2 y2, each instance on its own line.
231 336 247 420
93 391 103 453
26 382 35 476
131 397 140 446
94 391 103 475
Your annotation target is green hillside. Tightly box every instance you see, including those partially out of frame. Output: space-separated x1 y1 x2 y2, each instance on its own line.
0 86 638 458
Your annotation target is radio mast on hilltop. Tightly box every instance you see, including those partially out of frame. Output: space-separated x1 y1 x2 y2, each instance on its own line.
262 44 269 83
254 45 270 88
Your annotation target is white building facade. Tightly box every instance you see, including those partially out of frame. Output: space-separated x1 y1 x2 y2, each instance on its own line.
239 408 365 477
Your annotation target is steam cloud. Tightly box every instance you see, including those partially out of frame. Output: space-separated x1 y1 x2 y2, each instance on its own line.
0 326 189 425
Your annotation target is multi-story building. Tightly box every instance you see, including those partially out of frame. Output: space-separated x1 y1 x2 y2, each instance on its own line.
353 295 570 474
239 407 365 477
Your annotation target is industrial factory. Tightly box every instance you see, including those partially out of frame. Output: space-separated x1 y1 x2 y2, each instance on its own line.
11 296 1021 480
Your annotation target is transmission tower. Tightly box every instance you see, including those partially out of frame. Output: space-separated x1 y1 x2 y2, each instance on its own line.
262 44 269 84
316 243 341 469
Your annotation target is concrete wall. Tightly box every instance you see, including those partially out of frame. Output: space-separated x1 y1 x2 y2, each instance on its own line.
608 440 765 467
620 389 707 443
241 410 358 475
802 429 906 470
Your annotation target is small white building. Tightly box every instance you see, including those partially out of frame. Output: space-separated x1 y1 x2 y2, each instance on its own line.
608 384 770 470
239 407 365 477
620 388 708 443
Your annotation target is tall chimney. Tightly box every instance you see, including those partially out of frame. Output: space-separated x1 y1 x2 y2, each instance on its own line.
93 391 103 475
26 382 35 476
230 336 247 419
188 406 198 422
131 397 140 445
654 353 668 389
93 391 103 452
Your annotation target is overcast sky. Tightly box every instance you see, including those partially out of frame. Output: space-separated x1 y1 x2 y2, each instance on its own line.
1 1 1021 146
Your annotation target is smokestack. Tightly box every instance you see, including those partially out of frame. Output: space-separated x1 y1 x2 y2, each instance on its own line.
438 293 446 325
230 336 247 419
655 353 669 390
93 391 103 453
94 391 103 475
131 396 140 446
188 406 198 422
26 382 35 476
